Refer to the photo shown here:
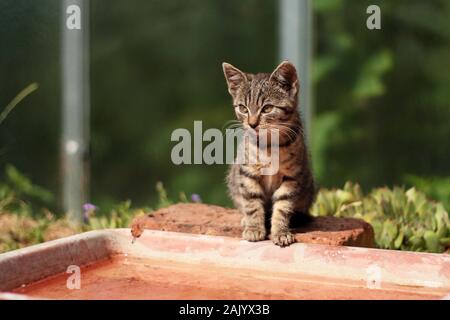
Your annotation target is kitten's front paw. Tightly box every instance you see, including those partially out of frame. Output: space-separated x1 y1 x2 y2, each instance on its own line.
272 232 295 247
242 228 267 242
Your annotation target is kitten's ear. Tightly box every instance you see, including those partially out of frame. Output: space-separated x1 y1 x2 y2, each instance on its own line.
222 62 247 96
269 61 299 98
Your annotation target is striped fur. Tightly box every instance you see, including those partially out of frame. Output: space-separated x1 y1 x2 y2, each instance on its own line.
223 61 316 247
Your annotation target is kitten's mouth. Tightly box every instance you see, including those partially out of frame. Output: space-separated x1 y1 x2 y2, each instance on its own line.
244 125 259 132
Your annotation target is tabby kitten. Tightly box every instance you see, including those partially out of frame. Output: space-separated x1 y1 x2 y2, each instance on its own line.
223 61 315 247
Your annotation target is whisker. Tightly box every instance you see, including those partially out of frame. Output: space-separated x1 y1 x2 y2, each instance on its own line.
222 120 242 131
277 121 304 139
266 123 300 143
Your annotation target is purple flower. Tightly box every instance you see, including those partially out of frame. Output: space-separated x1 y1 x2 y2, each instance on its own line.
82 203 97 223
191 194 202 203
83 203 97 212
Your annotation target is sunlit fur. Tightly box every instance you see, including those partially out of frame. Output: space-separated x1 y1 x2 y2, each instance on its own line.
223 61 316 247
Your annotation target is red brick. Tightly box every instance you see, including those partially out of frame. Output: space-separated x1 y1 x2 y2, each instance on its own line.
131 203 374 247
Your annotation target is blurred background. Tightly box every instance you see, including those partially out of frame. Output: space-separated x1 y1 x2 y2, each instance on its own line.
1 0 449 217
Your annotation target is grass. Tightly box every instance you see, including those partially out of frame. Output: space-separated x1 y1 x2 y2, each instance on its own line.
0 83 38 125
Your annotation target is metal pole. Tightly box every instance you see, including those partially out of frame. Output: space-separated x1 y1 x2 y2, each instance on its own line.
279 0 313 144
61 0 90 224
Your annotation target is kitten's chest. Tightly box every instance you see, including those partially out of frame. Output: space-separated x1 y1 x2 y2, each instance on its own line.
260 173 282 195
259 150 298 195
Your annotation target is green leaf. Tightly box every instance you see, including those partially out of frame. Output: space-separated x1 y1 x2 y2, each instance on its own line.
424 231 442 253
5 165 54 204
434 204 450 238
408 235 425 251
394 230 404 249
439 237 450 247
380 220 398 249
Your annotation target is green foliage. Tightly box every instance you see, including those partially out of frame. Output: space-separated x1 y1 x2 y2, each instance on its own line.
404 175 450 213
87 200 139 229
311 182 450 253
312 0 450 191
311 112 341 180
155 181 173 208
5 164 54 204
0 166 195 253
0 165 54 217
352 50 393 100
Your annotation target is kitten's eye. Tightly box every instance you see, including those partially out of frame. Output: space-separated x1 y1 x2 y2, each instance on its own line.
238 104 248 113
262 105 274 113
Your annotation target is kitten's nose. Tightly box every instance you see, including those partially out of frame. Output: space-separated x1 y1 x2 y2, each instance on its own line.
248 116 259 128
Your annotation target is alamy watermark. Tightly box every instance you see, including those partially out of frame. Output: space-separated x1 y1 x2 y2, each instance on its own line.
367 5 381 30
66 265 81 290
66 5 81 30
171 121 281 175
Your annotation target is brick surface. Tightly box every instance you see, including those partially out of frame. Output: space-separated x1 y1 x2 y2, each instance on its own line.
130 203 375 247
